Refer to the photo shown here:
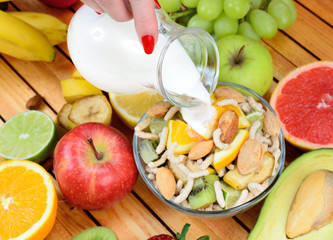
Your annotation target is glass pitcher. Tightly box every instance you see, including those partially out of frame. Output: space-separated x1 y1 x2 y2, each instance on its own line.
67 5 219 107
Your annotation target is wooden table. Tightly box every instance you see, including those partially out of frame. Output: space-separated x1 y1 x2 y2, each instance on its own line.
0 0 332 239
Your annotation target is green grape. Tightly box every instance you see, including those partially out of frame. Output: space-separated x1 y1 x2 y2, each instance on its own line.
158 0 181 12
214 12 238 39
280 0 297 24
237 21 260 41
249 9 277 38
250 0 262 9
188 14 214 33
182 0 200 8
267 0 292 29
197 0 224 21
224 0 251 20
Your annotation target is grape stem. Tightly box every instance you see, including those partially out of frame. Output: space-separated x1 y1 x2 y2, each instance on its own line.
169 9 195 21
260 0 273 10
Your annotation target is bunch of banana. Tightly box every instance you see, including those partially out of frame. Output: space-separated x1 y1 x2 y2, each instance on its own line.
0 10 68 61
8 11 68 45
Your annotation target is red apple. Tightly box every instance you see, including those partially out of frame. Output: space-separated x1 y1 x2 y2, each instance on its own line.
53 122 138 210
39 0 77 8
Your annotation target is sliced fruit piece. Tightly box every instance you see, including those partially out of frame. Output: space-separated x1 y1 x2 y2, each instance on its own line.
213 100 250 128
248 149 333 240
60 78 103 103
166 120 204 154
220 181 241 209
213 129 249 170
188 177 216 209
223 152 274 190
205 174 219 186
57 102 72 130
149 117 168 135
0 159 57 239
0 111 57 163
246 110 263 132
270 61 333 150
139 139 159 164
68 95 112 128
109 90 164 130
72 226 118 240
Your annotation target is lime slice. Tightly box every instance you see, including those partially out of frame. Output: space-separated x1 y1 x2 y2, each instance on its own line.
246 111 263 132
220 181 241 209
0 111 57 163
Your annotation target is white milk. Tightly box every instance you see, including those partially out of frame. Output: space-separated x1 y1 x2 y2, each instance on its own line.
67 5 210 105
68 5 216 134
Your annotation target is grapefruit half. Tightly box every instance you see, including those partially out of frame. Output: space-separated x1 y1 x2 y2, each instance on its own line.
270 61 333 150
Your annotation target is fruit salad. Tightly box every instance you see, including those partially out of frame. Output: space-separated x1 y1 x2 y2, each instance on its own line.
135 86 282 211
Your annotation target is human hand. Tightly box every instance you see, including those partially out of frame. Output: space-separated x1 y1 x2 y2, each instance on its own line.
81 0 159 54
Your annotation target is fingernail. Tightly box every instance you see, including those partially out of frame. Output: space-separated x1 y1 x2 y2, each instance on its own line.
96 11 101 15
154 0 161 9
141 35 155 54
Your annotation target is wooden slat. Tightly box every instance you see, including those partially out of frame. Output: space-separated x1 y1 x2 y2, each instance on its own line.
297 0 333 26
283 2 333 60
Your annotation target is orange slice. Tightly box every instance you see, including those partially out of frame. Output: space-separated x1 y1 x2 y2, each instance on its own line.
167 120 204 154
214 98 250 128
0 159 57 239
213 129 249 170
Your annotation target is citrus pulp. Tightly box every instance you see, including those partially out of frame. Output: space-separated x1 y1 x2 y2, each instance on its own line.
270 61 333 150
0 111 57 163
0 159 57 239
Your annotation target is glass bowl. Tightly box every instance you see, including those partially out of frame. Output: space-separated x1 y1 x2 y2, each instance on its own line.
133 82 285 218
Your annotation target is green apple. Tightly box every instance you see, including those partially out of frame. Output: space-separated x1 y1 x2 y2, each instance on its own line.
216 35 273 97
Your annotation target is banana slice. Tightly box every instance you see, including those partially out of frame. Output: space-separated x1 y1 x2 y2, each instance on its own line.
57 103 72 130
68 95 112 129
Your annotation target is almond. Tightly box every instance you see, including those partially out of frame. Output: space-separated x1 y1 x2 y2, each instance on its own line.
237 139 264 175
218 110 239 143
214 86 245 103
26 94 43 110
263 111 281 137
188 140 214 160
147 101 172 118
156 167 176 200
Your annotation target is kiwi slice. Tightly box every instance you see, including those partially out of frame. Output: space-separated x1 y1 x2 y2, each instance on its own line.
205 174 219 186
138 139 159 164
72 226 117 240
188 177 217 209
148 117 168 135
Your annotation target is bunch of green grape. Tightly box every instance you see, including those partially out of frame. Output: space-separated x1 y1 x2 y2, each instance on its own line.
158 0 297 41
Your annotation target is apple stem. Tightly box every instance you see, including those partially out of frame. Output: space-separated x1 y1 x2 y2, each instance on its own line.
235 45 245 64
87 138 103 160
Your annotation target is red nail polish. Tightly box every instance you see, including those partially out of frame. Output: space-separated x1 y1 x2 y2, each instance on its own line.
96 11 101 15
154 0 161 9
141 35 155 54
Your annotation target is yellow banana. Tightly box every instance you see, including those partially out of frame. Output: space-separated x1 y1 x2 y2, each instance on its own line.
8 11 68 45
0 10 55 61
